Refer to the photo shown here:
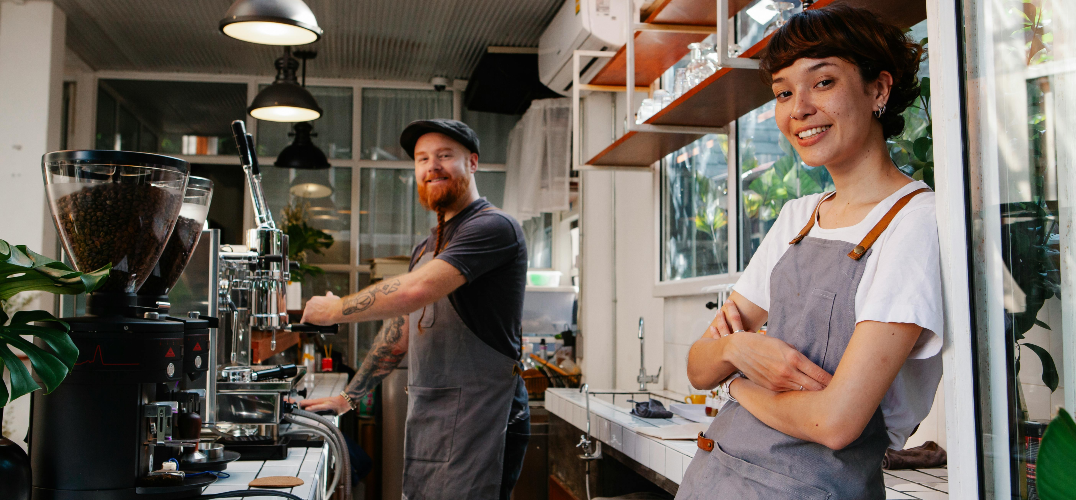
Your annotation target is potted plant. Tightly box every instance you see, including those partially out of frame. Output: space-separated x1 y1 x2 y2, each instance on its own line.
0 238 109 499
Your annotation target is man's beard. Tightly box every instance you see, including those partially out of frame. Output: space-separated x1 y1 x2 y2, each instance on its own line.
417 172 470 212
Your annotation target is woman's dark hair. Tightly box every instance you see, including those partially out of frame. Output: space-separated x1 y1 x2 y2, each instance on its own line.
760 5 924 139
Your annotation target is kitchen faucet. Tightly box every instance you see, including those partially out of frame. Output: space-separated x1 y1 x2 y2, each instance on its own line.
637 317 661 391
576 384 602 460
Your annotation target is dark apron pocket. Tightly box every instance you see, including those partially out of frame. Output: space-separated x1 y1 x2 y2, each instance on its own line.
708 442 831 500
405 386 461 462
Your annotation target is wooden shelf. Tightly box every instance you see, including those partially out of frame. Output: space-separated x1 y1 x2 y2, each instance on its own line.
584 0 927 167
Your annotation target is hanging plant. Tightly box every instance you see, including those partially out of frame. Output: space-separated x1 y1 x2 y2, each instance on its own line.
0 239 110 407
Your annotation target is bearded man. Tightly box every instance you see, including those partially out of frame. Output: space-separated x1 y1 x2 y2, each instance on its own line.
300 119 530 500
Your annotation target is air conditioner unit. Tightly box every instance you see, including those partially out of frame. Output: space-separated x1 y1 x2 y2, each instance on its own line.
538 0 633 96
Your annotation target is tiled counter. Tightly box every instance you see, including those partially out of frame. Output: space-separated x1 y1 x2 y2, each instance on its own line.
200 372 349 499
545 388 698 485
545 388 950 499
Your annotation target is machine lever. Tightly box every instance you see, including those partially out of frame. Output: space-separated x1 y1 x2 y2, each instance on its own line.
286 323 338 334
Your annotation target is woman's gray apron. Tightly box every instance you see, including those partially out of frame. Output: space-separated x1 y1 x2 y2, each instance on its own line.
402 245 522 500
676 188 929 500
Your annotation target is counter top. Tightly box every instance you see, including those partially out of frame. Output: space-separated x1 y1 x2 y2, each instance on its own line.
545 388 699 485
200 372 349 499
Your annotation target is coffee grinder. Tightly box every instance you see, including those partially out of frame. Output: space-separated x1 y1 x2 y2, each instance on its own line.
30 150 213 499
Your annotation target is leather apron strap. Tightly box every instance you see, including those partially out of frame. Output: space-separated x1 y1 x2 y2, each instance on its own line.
789 188 932 260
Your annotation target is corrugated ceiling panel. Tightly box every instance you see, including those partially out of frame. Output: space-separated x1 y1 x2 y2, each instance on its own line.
55 0 562 82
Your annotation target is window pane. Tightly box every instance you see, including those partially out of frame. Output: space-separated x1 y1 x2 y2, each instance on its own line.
461 108 521 164
522 213 553 269
360 89 452 160
359 168 435 260
963 0 1072 495
475 170 506 209
96 80 246 156
260 167 353 266
257 86 353 159
661 134 730 280
738 100 833 270
299 271 350 338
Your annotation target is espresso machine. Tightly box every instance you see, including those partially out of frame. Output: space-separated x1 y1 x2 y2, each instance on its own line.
208 121 334 459
31 150 216 499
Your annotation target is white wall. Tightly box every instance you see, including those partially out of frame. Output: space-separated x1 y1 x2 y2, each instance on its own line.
579 169 664 392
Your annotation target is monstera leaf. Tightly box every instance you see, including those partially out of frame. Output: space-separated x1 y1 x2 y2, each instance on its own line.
1037 409 1076 500
0 238 110 407
1 239 110 300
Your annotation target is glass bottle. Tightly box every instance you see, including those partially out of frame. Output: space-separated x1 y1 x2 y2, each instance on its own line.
673 68 688 98
685 43 707 89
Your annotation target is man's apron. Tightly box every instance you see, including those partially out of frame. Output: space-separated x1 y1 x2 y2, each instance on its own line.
676 188 930 500
402 245 522 500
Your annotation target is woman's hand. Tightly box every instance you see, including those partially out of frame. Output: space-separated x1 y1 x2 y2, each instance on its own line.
298 395 351 415
711 299 832 392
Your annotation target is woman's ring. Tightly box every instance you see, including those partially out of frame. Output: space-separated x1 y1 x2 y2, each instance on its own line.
799 385 804 391
732 329 747 334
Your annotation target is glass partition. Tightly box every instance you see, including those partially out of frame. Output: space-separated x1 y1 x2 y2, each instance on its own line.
360 89 452 161
962 0 1073 496
661 134 731 280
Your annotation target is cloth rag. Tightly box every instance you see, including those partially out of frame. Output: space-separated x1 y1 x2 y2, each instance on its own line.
629 399 673 419
882 440 947 470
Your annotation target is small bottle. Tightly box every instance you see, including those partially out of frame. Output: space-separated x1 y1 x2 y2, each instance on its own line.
539 339 548 360
705 391 719 417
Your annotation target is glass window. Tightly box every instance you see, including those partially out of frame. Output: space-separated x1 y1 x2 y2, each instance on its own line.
963 0 1072 496
96 80 246 156
661 134 731 280
475 170 506 209
257 86 353 159
738 100 834 270
359 168 434 260
360 89 452 160
461 108 521 164
260 167 353 266
522 213 553 269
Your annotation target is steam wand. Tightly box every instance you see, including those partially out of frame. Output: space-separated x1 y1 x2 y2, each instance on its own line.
231 120 275 229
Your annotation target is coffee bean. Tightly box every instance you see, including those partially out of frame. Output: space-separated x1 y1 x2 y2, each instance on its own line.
140 215 203 296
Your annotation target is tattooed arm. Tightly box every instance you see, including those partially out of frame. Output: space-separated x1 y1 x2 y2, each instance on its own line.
298 316 409 415
300 259 465 325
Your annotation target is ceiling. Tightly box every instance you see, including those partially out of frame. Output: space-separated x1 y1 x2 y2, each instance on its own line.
55 0 563 82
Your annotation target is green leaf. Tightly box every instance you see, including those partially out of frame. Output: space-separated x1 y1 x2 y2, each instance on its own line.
920 77 930 98
0 238 110 301
0 357 7 406
1035 319 1052 330
0 343 41 404
1037 409 1076 500
0 330 69 394
5 322 77 371
913 137 933 162
1024 343 1059 391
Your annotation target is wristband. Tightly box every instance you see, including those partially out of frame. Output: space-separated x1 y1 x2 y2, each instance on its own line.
715 371 744 409
340 391 358 411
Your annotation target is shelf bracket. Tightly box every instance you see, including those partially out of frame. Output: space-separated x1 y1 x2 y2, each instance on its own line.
572 49 618 171
714 0 760 70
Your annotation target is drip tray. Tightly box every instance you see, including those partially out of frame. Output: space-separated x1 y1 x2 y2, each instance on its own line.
219 434 290 461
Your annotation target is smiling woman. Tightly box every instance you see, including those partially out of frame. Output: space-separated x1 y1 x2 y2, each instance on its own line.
676 6 941 500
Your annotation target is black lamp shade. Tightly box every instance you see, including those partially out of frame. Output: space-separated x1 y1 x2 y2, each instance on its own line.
249 81 323 122
275 122 330 169
220 0 323 46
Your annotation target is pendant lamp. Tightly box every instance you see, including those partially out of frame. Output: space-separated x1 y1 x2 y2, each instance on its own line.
249 47 322 122
289 168 333 198
275 122 330 169
220 0 322 46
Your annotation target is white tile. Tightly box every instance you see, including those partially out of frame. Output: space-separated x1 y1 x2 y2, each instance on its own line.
891 482 933 492
574 405 586 431
649 439 665 476
599 417 610 443
623 431 636 463
886 470 946 484
291 482 314 499
259 464 301 477
203 485 245 494
884 489 916 499
213 471 259 486
665 450 683 483
911 491 948 500
917 468 948 479
610 423 623 451
227 460 265 472
288 447 307 459
930 483 949 493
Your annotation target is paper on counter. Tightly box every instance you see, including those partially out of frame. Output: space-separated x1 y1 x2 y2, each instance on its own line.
632 422 709 440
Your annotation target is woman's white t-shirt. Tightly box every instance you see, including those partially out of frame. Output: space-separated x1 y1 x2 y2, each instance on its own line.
733 180 943 450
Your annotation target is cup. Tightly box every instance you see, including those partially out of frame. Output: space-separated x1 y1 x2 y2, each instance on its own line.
684 394 706 404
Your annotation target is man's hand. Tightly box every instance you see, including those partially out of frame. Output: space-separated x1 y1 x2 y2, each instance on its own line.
299 395 351 415
301 291 342 325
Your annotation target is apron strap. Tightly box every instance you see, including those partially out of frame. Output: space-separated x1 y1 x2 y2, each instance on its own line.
697 431 715 452
848 187 932 260
789 191 836 245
